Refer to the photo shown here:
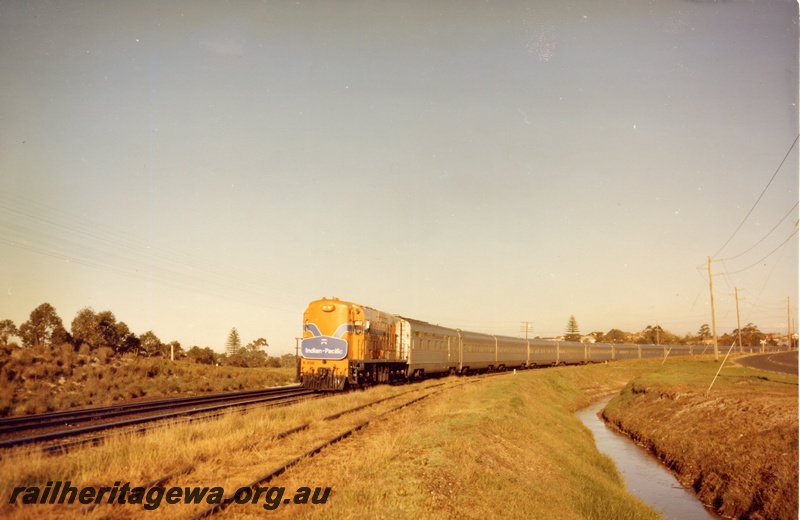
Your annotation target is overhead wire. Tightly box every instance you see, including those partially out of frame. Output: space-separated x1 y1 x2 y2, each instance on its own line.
0 191 304 301
696 134 798 336
718 202 798 262
739 231 797 327
712 132 798 258
722 228 798 275
0 191 307 314
715 227 797 332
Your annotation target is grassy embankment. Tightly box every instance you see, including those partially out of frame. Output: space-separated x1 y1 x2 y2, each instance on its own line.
602 357 798 520
0 344 296 416
2 360 667 520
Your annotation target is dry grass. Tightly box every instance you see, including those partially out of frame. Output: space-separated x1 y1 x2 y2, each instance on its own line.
0 381 437 519
228 362 665 520
602 356 798 520
1 360 674 519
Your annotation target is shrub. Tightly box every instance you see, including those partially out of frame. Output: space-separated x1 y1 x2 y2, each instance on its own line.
96 346 114 364
0 385 14 416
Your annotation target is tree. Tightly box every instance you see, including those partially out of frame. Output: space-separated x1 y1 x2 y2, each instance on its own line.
636 325 680 345
226 328 242 356
19 303 70 348
226 337 269 367
186 346 217 365
734 323 765 347
115 322 140 355
138 331 164 357
697 324 711 343
0 319 18 347
72 307 119 350
71 307 138 356
167 340 184 360
641 325 664 345
246 337 268 350
564 315 581 342
604 329 628 344
95 310 121 350
71 307 98 349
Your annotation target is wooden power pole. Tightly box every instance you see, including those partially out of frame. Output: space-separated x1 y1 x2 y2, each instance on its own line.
735 288 742 353
520 321 533 339
708 256 719 362
789 297 793 350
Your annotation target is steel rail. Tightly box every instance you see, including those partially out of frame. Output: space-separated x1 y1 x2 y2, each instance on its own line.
0 385 303 435
0 389 314 450
63 382 457 516
188 391 435 519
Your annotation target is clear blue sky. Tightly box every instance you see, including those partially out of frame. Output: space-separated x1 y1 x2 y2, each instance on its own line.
1 1 797 355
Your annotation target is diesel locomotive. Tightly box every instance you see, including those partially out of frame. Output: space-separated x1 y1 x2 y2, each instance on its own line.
299 297 696 391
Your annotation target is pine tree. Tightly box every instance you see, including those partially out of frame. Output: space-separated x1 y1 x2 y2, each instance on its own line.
564 315 581 342
226 327 242 356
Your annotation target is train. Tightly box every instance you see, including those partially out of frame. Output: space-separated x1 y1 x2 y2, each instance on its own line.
299 297 698 391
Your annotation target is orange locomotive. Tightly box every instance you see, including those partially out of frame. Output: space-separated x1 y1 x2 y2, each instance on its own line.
299 298 410 390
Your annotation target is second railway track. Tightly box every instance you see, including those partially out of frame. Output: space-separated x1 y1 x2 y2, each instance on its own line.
0 385 314 451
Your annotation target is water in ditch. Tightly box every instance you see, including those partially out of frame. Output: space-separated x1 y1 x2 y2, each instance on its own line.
575 397 719 520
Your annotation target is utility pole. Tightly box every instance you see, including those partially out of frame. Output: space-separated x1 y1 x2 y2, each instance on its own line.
789 297 793 350
520 321 533 339
708 256 719 362
295 337 302 381
735 288 743 353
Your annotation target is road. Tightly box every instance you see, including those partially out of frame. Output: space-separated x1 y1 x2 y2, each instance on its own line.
736 350 798 375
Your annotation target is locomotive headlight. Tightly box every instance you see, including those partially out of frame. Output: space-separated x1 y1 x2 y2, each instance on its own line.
321 304 335 312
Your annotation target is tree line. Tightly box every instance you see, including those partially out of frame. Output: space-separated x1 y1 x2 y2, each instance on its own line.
2 303 787 365
562 314 788 348
0 303 295 368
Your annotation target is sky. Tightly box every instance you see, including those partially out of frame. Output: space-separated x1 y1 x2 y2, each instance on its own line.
1 0 797 356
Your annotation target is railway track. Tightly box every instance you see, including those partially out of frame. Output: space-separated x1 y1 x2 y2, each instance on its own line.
190 389 437 518
0 385 314 451
2 374 507 517
121 378 469 518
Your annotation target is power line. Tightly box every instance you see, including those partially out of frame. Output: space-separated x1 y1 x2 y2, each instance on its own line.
713 133 799 258
723 228 798 275
0 191 307 313
718 202 798 262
